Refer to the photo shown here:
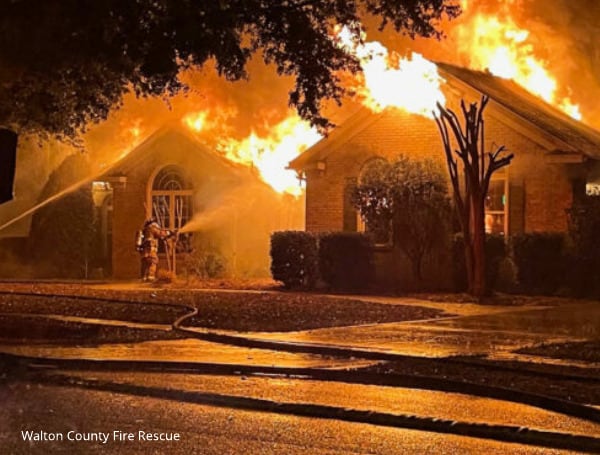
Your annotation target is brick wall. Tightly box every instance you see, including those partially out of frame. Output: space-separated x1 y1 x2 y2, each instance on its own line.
108 129 305 279
305 106 575 235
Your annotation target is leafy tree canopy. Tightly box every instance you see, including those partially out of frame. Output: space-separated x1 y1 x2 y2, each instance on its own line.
0 0 459 138
352 155 451 281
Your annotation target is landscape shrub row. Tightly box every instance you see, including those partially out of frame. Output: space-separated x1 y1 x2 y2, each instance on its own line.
273 225 600 297
453 231 600 296
270 231 374 291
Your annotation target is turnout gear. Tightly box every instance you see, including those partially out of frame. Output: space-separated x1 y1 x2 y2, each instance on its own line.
139 218 171 281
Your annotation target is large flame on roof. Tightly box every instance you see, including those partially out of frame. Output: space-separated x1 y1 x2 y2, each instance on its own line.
215 115 321 196
183 11 585 196
185 111 320 196
182 28 447 195
455 3 582 120
337 26 446 117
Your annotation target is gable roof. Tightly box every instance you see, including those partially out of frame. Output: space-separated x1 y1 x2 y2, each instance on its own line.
0 125 266 236
99 123 249 179
437 62 600 158
289 62 600 170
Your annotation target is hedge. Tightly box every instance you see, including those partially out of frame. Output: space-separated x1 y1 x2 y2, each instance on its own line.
512 233 566 295
270 231 318 289
319 232 374 291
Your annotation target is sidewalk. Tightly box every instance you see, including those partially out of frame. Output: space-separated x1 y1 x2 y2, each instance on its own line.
234 298 600 367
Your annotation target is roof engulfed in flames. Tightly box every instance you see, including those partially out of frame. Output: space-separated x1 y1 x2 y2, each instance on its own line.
336 25 446 118
454 9 582 120
127 4 586 197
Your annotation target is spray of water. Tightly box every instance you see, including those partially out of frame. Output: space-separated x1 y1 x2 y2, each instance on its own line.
0 176 95 233
178 184 262 233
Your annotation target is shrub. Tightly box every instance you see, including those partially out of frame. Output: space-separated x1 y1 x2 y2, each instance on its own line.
270 231 318 288
184 249 227 279
512 233 566 295
352 155 451 282
319 232 374 291
567 197 600 297
29 186 97 278
485 234 507 290
155 268 175 284
452 233 507 292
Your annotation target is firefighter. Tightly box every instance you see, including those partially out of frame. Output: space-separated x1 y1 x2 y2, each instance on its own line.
139 217 176 281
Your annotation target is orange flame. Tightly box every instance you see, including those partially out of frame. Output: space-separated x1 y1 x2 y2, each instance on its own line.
183 111 209 133
176 12 586 197
216 115 321 196
180 29 448 195
455 6 582 120
338 26 446 117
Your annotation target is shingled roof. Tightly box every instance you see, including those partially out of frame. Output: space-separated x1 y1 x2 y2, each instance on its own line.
289 62 600 170
437 62 600 158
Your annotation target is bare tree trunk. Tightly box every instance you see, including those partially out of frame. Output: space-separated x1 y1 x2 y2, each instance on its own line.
470 194 486 296
435 96 513 299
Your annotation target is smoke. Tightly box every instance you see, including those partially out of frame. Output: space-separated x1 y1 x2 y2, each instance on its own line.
0 135 78 237
178 180 305 277
179 184 261 233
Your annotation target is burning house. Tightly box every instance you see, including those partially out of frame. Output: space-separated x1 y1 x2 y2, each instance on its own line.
289 62 600 289
1 1 599 284
93 125 305 279
0 123 305 280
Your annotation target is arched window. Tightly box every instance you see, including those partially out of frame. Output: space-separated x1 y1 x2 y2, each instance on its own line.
150 165 193 251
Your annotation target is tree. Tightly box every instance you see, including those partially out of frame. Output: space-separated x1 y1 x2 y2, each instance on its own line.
0 0 460 139
352 155 451 284
567 196 600 297
28 154 97 278
435 96 514 298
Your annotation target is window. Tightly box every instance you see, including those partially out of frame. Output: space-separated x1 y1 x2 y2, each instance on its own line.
150 165 193 252
485 172 508 235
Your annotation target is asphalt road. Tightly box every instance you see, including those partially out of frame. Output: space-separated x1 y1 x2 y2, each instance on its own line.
0 381 580 455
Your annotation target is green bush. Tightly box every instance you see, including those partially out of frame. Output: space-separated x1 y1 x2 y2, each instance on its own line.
270 231 318 289
452 233 507 292
567 197 600 297
319 232 374 291
29 186 97 278
512 233 566 295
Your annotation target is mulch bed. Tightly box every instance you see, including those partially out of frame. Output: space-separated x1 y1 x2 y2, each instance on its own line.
0 294 186 325
183 293 446 332
0 283 449 333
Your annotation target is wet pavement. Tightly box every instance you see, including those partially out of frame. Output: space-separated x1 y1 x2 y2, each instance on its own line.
2 382 577 455
243 301 600 366
0 338 379 369
2 288 600 453
58 370 600 437
0 295 598 368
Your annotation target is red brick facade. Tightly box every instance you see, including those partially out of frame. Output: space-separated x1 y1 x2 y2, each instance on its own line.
304 104 578 236
104 128 304 279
